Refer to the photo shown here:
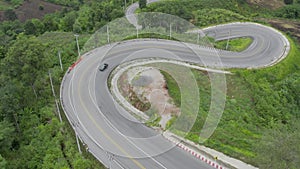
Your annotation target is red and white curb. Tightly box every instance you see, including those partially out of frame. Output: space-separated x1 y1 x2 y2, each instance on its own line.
166 138 227 169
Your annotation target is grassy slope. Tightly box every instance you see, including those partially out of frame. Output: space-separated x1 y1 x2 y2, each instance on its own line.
160 70 181 107
123 33 178 41
0 0 23 10
162 35 300 165
37 32 106 169
214 37 253 52
0 1 13 10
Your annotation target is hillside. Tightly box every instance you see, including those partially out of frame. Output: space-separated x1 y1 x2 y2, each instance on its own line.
0 0 299 169
0 0 65 22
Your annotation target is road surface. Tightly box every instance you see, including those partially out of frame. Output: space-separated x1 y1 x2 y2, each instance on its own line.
60 1 289 169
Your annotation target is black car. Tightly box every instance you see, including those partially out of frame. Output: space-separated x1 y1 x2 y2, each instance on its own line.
99 63 108 71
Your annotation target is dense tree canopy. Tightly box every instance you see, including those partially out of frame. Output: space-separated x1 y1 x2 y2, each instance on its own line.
255 121 300 168
139 0 147 9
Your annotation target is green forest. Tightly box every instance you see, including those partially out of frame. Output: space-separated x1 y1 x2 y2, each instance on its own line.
0 0 299 168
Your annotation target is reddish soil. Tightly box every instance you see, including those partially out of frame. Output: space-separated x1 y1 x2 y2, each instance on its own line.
0 12 3 21
118 70 151 112
264 19 300 42
0 0 64 22
119 67 180 128
246 0 284 10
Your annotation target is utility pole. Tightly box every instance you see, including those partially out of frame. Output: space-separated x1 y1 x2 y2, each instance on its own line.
136 27 139 38
124 0 127 9
107 25 110 44
74 34 80 57
31 84 38 99
169 23 172 39
76 133 82 154
58 51 63 71
197 31 200 44
94 33 99 48
49 71 62 123
226 30 231 50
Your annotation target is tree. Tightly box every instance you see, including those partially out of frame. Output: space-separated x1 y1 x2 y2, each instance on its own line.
75 5 93 32
73 156 92 169
4 9 17 21
275 5 300 19
0 20 23 37
139 0 147 9
5 35 50 84
0 154 7 169
284 0 294 4
73 20 82 33
0 121 15 153
39 5 44 11
60 11 77 32
254 122 300 169
42 14 59 32
31 19 45 35
0 80 22 132
24 21 36 35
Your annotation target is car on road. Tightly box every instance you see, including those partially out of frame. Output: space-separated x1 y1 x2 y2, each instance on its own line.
99 63 108 71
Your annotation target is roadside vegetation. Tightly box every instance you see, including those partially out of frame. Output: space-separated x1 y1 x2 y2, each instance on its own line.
161 38 300 167
160 70 181 107
123 33 178 41
143 0 300 168
0 0 23 10
214 37 253 52
0 0 299 168
0 0 130 168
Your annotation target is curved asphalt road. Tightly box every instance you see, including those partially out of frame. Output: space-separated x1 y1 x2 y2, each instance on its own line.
60 1 289 169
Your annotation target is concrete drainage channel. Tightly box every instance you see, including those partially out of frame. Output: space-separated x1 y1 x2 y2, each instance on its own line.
109 58 257 169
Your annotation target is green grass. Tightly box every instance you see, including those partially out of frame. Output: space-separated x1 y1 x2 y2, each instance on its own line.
122 31 253 53
161 65 261 164
0 1 13 10
146 113 161 127
0 0 23 10
160 35 300 166
35 31 106 169
160 70 181 107
214 37 253 52
262 35 300 80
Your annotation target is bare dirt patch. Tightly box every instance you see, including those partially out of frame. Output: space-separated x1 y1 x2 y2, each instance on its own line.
246 0 284 10
118 67 180 129
264 18 300 42
118 70 151 112
0 0 64 22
